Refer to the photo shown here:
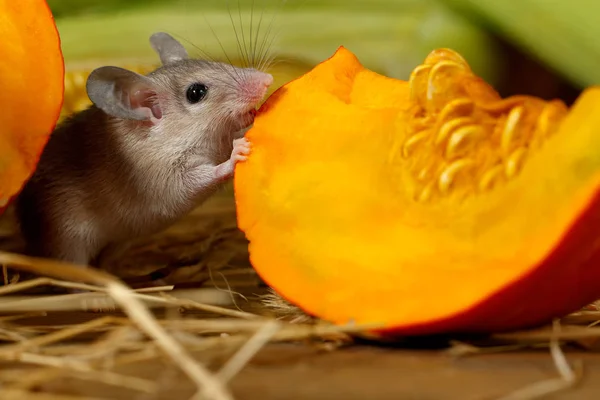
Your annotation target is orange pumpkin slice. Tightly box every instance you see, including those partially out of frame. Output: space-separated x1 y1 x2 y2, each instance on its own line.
0 1 64 215
235 46 600 335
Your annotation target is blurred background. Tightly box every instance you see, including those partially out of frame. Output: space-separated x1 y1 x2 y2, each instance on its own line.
47 0 595 119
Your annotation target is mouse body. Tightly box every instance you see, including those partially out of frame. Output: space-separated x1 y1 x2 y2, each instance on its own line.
15 32 273 271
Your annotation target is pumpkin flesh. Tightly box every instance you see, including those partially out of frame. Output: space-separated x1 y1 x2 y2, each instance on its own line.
0 1 64 214
235 46 600 334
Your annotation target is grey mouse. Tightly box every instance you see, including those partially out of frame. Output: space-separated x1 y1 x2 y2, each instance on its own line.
15 32 273 275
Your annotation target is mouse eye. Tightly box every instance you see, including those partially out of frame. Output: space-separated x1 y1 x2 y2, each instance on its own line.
186 83 208 104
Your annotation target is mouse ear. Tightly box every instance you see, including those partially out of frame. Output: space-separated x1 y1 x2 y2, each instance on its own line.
86 66 162 123
149 32 189 65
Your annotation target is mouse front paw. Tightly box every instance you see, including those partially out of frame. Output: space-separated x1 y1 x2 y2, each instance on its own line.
213 137 252 181
231 137 251 163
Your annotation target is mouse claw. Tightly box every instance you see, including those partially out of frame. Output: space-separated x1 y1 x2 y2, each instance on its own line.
232 137 251 159
213 137 253 181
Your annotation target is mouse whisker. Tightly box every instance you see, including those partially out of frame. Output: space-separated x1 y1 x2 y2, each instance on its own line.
260 57 285 73
223 67 248 88
210 75 241 93
259 28 283 71
200 12 243 85
208 61 242 87
175 35 220 65
251 0 270 69
253 0 288 72
258 53 277 73
256 0 310 72
225 0 248 69
237 0 251 68
249 0 257 68
215 58 242 88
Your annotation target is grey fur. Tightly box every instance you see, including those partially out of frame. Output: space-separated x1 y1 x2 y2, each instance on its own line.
15 31 273 276
149 32 189 65
86 66 158 121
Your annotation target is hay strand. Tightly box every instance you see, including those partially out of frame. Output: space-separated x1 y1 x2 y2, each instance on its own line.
11 352 158 393
496 320 581 400
107 282 233 400
1 390 107 400
216 320 281 383
0 251 233 400
2 191 600 400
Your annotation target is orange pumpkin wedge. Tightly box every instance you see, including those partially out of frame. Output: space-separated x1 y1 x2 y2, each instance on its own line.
0 1 64 215
235 45 600 335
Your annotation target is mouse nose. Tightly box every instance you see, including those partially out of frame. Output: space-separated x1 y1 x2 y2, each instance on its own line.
254 71 274 88
242 71 274 103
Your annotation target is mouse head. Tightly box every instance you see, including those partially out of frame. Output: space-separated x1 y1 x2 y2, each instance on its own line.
86 32 273 137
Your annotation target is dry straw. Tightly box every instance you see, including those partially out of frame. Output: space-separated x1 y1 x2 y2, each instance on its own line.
0 195 599 399
0 250 376 400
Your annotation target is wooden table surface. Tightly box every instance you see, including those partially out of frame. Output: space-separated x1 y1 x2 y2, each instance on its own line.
4 342 592 400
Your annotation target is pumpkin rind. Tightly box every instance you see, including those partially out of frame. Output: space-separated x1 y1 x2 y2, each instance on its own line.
235 46 600 335
0 0 64 214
